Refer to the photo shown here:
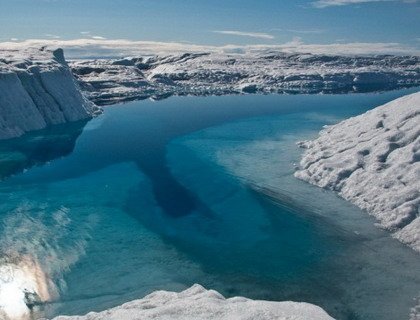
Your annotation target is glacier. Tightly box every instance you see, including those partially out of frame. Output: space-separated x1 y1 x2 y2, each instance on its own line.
70 52 420 105
295 92 420 252
0 47 419 319
50 284 334 320
0 48 100 140
1 47 419 138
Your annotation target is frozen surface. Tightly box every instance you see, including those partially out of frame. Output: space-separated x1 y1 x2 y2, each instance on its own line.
51 284 334 320
0 48 99 139
295 92 420 251
70 52 420 105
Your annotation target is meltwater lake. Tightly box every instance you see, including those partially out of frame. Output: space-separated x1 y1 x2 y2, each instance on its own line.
0 89 419 320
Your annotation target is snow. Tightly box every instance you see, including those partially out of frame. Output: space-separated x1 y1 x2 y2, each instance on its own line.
0 48 100 140
0 47 418 318
50 284 334 320
70 52 420 105
1 47 419 137
295 92 420 251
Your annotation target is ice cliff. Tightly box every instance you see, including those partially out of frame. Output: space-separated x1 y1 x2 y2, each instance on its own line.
1 48 419 139
51 284 334 320
295 92 420 252
70 52 420 105
0 48 99 140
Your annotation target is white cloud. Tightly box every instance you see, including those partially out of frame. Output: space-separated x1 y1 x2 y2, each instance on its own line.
91 36 107 40
213 30 275 40
44 34 61 39
286 29 326 34
0 38 418 58
311 0 417 8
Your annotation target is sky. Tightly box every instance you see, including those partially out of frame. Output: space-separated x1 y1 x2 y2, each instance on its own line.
0 0 419 56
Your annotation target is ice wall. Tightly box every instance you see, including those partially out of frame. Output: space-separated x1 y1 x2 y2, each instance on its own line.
0 48 98 140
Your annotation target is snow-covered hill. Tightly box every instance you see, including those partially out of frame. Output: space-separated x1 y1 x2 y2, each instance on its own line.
295 92 420 251
51 284 334 320
70 52 420 105
0 48 99 140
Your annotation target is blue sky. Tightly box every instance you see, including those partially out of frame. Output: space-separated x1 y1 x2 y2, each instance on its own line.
0 0 419 55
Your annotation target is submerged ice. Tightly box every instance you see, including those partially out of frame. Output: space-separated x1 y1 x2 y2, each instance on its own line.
0 91 419 320
295 92 420 251
0 202 92 320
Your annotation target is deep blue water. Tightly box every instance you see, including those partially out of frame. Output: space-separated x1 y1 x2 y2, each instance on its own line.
0 89 419 320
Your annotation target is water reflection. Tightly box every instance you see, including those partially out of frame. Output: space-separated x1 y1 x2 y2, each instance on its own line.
0 120 88 181
0 121 90 320
0 89 419 320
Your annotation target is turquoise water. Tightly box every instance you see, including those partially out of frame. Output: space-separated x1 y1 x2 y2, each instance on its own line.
0 89 419 320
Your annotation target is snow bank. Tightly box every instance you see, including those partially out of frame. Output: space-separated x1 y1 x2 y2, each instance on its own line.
295 92 420 251
0 48 99 140
51 284 334 320
71 53 420 105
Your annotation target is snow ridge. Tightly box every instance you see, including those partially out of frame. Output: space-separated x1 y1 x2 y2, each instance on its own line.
51 284 334 320
295 92 420 251
70 52 420 105
0 48 99 140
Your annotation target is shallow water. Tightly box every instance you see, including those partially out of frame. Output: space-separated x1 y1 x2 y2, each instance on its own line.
0 89 419 320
